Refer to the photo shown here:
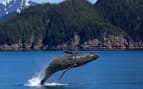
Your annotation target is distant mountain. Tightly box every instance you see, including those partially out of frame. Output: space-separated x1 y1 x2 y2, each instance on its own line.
0 0 36 17
96 0 143 42
0 0 142 51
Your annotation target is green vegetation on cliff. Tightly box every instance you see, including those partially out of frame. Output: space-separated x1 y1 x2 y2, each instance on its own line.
96 0 143 41
0 0 142 50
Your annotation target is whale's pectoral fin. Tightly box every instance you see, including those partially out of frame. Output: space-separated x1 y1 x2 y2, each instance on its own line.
64 50 77 54
58 68 71 80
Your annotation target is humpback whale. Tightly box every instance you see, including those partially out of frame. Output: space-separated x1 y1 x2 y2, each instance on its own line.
40 51 99 85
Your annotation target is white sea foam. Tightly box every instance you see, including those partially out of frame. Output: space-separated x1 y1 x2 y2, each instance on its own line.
24 72 43 87
24 71 68 87
25 77 68 87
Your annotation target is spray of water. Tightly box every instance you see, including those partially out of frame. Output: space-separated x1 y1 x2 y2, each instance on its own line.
24 70 44 86
24 65 68 87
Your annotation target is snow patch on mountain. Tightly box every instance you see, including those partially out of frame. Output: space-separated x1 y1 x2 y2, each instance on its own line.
16 8 21 13
25 0 30 7
2 1 6 6
0 0 36 17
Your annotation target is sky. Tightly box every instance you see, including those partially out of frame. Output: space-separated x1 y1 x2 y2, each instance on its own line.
32 0 97 4
0 0 97 4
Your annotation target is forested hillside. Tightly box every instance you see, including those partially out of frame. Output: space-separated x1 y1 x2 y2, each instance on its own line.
0 0 142 50
96 0 143 42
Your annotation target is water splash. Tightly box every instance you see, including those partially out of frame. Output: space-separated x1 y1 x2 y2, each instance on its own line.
24 70 68 87
25 56 68 87
24 71 43 87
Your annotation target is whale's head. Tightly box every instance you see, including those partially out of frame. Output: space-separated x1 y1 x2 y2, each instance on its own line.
73 53 99 67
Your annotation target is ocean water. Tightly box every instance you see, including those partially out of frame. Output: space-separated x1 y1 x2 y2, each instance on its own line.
0 51 143 89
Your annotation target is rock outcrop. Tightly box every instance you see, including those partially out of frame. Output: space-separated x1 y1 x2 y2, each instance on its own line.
0 34 142 51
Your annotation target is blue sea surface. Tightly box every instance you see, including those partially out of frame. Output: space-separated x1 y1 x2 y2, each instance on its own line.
0 51 143 89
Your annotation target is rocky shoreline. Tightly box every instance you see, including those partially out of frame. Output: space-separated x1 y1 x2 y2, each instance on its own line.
0 33 141 51
0 34 143 51
0 45 143 51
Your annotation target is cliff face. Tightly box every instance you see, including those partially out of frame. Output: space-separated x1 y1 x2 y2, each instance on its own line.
0 34 142 51
0 0 143 51
52 34 143 50
81 35 143 50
